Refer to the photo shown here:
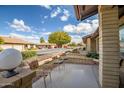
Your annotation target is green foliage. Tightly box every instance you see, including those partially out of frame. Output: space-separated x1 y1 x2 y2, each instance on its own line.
0 37 4 44
28 47 37 51
48 31 71 47
0 48 3 52
0 37 4 52
86 52 99 59
77 43 82 46
22 50 37 60
68 42 77 47
40 37 45 43
72 49 79 53
83 47 86 50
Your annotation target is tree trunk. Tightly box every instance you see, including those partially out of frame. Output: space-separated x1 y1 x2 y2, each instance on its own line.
57 44 62 48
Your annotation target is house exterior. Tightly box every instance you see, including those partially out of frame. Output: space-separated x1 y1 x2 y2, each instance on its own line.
37 43 56 49
82 28 99 53
74 5 124 87
0 36 37 51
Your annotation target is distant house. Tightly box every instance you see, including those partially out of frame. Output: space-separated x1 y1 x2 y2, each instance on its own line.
37 43 56 49
82 28 99 53
0 36 37 51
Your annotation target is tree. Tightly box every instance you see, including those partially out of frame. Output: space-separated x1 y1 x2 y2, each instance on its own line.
68 42 77 47
0 37 4 51
77 42 82 46
48 31 71 47
40 37 45 43
0 37 4 44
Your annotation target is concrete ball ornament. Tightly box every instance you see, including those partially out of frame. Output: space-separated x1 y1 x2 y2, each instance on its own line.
0 48 22 78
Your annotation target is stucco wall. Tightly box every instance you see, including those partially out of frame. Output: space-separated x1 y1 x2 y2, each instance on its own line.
91 38 96 52
86 38 91 52
0 44 25 51
95 36 99 53
86 37 98 53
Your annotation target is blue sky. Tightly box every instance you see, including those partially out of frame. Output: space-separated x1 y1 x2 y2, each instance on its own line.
0 5 98 44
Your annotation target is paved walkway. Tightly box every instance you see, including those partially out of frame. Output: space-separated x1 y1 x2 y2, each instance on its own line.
33 63 99 88
37 48 72 55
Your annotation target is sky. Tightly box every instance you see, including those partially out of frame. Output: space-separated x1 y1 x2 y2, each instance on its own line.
0 5 98 44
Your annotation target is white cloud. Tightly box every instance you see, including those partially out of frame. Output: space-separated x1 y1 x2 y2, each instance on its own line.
63 19 99 35
9 19 31 32
70 35 82 43
86 20 91 23
50 7 61 18
41 21 45 24
91 19 99 30
44 16 48 19
50 7 70 21
40 5 51 10
76 23 92 33
60 9 70 21
10 33 40 44
63 24 76 32
32 31 37 34
42 32 51 35
60 16 68 21
42 28 46 31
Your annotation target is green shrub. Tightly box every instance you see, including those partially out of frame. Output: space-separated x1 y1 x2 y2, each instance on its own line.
0 48 3 52
22 50 37 60
68 42 77 47
72 49 79 53
28 47 38 51
83 47 86 51
86 52 99 59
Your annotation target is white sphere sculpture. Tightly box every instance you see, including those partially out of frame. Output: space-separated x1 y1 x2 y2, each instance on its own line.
0 48 22 70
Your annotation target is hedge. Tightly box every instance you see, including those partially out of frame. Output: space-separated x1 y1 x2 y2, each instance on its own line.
22 50 37 60
86 52 99 59
0 48 3 52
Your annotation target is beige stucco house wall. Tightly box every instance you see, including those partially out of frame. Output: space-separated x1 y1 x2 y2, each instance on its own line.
86 37 91 52
37 43 56 49
83 29 99 53
0 44 25 51
0 36 36 51
95 36 99 53
91 38 97 52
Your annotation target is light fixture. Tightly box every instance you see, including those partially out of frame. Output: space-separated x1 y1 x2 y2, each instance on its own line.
0 48 22 78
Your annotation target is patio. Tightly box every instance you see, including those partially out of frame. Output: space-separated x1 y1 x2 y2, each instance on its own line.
33 63 99 88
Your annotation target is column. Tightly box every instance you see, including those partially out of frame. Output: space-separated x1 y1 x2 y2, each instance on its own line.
99 6 120 87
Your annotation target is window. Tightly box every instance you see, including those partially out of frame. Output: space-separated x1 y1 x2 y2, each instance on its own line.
120 25 124 52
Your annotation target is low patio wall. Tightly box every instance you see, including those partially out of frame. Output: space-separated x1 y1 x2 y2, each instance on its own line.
22 52 65 70
0 69 36 88
62 53 97 65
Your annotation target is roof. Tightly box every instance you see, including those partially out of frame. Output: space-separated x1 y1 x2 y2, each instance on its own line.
74 5 98 20
38 43 56 46
82 28 99 43
0 36 31 44
74 5 124 20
